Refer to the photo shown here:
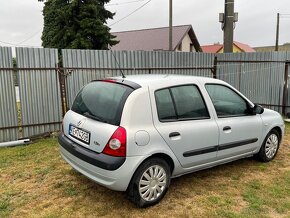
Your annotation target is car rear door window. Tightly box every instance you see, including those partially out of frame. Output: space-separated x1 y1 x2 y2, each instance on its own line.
171 86 209 120
155 85 210 122
155 89 177 121
205 84 249 118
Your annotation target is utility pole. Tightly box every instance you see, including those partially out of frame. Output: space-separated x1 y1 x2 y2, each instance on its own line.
223 0 234 53
169 0 173 51
275 13 280 51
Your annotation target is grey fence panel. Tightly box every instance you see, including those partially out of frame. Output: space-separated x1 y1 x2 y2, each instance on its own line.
217 52 286 113
63 49 215 108
0 47 18 142
238 52 282 107
287 51 290 115
149 52 214 77
63 49 112 107
16 48 62 137
216 52 243 89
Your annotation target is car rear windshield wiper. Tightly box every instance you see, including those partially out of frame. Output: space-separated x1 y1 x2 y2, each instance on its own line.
83 112 108 123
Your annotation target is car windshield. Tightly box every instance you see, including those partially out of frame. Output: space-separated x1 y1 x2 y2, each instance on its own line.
71 81 133 126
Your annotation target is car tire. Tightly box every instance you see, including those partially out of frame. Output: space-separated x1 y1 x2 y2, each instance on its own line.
126 157 171 208
256 129 280 162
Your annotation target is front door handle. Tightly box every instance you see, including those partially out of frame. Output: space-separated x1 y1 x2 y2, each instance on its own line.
223 126 231 131
169 132 180 138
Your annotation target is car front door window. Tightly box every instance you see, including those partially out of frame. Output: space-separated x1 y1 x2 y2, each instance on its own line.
205 84 249 118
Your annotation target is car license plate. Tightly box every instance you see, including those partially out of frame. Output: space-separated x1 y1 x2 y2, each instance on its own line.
69 124 90 144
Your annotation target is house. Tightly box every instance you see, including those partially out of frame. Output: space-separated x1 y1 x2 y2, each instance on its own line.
111 25 202 52
202 41 256 53
254 43 290 52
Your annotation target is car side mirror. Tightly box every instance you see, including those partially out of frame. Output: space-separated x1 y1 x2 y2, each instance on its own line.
252 104 264 115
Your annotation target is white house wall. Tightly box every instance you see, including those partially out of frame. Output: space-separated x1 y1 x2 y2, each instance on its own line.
175 33 195 52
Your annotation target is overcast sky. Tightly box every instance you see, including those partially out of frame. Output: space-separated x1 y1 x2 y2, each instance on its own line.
0 0 289 48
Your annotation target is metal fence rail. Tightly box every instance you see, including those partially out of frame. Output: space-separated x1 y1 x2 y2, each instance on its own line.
0 47 18 142
16 48 62 138
62 49 215 107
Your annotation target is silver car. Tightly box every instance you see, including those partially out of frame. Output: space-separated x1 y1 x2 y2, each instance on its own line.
58 75 285 207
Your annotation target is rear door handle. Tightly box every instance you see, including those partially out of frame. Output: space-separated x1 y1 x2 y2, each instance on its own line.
223 126 231 131
169 132 180 138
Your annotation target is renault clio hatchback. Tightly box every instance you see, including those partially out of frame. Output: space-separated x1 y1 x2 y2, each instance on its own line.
59 75 284 207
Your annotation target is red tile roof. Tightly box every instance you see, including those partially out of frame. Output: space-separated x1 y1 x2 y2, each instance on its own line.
201 44 223 53
234 41 256 52
201 42 255 53
111 25 201 52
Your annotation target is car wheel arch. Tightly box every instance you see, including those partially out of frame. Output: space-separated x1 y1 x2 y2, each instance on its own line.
126 153 174 192
272 126 282 140
255 127 281 162
126 154 173 207
148 153 175 173
260 125 283 145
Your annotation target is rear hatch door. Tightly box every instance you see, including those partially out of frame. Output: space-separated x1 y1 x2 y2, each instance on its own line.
63 80 134 153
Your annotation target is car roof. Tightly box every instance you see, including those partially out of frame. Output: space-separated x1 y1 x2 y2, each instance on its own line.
111 74 223 87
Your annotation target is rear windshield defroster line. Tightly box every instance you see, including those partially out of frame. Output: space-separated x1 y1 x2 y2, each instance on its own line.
71 81 135 126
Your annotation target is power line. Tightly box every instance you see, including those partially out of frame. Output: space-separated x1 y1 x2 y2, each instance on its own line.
17 29 42 45
0 39 41 48
106 0 145 6
109 0 152 27
0 40 17 46
0 28 42 47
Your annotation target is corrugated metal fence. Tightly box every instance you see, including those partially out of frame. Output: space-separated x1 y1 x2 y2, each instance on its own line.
0 47 289 142
0 47 18 142
286 52 290 114
62 50 214 107
16 48 62 138
0 47 62 142
216 52 289 113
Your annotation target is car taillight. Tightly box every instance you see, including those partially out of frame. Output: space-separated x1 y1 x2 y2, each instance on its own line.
103 127 126 157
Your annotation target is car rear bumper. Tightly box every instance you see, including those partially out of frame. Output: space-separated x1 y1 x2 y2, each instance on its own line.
58 134 125 171
59 134 145 191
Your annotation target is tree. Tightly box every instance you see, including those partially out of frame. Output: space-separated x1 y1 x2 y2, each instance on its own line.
41 0 118 49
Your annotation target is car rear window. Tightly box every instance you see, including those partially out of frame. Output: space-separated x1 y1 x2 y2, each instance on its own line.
71 81 134 126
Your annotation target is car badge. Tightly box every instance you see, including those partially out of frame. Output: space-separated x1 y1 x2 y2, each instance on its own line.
94 141 100 146
77 120 83 127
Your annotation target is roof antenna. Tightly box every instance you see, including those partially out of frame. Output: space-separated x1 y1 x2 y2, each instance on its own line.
108 45 126 79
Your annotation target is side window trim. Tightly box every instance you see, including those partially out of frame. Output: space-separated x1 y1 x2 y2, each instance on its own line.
155 84 211 123
205 83 252 119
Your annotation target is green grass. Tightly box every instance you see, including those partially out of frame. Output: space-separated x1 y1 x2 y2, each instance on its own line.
242 180 264 211
0 125 289 217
